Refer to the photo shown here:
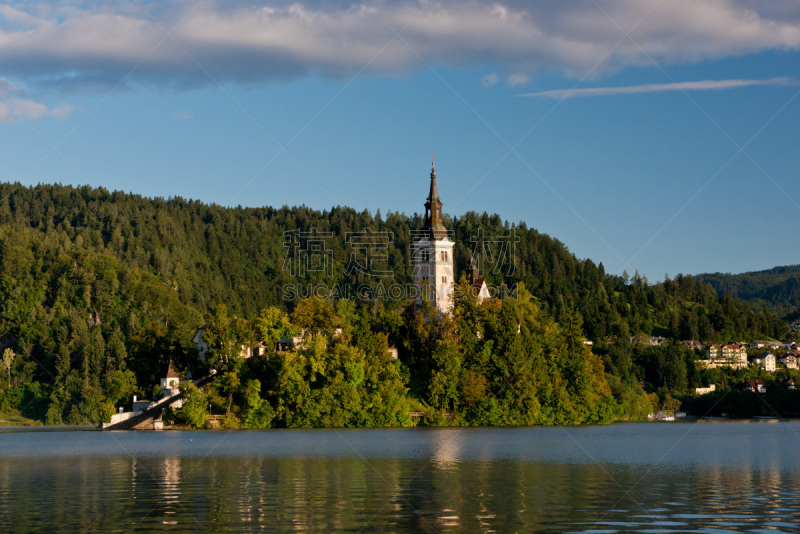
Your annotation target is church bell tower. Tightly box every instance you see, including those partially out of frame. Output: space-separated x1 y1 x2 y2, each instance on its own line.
413 159 454 314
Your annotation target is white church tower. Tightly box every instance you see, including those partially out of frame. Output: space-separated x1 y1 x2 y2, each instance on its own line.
413 160 454 314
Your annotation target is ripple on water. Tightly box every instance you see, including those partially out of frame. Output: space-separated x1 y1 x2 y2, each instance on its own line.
2 425 800 532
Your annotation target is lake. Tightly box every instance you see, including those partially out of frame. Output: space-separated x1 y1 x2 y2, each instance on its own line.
1 422 800 532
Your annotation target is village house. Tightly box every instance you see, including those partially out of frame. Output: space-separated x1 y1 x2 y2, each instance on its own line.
695 384 716 395
276 336 299 352
683 340 703 352
749 340 783 350
780 353 797 369
778 378 796 390
743 379 767 393
193 324 346 360
629 336 667 346
191 326 210 360
704 343 748 369
753 352 776 372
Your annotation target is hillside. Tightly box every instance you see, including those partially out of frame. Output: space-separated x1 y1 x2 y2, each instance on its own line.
0 181 791 425
0 182 786 343
697 265 800 320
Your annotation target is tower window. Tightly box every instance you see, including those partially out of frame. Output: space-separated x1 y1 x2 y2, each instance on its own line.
441 251 448 261
442 276 447 283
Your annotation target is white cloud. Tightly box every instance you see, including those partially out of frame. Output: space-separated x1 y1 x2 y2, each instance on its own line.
0 1 799 90
517 77 794 99
0 77 75 123
507 74 529 87
482 73 499 87
0 100 74 124
0 77 17 97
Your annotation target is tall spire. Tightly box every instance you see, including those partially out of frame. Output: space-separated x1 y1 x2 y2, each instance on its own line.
413 156 455 315
423 159 446 239
428 164 440 205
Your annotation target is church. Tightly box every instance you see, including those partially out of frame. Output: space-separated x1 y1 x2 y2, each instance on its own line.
412 161 455 314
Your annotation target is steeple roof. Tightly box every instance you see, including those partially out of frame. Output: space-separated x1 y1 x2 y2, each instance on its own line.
423 161 447 239
428 163 440 204
164 361 180 379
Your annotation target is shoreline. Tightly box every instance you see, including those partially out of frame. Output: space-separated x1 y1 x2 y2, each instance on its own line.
1 418 796 432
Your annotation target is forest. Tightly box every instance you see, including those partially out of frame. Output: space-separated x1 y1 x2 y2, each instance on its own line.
0 181 794 427
697 265 800 320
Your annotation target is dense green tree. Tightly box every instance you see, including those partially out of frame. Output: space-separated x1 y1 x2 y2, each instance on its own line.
253 307 295 350
202 305 253 365
177 382 208 428
241 379 274 429
0 181 791 426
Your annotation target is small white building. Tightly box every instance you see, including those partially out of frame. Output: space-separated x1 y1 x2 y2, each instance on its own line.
695 384 716 395
161 361 181 394
159 361 183 408
755 352 776 372
192 325 210 360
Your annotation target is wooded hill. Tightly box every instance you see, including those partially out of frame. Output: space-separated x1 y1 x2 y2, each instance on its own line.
697 265 800 321
0 181 791 424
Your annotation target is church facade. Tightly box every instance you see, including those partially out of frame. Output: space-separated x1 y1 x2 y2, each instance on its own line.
412 162 455 314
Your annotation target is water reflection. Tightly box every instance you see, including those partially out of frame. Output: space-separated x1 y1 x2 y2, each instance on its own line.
2 425 800 532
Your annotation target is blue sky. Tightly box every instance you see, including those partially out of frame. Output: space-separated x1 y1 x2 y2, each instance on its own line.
1 0 800 281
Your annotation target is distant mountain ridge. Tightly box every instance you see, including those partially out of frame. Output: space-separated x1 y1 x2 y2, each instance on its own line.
696 265 800 320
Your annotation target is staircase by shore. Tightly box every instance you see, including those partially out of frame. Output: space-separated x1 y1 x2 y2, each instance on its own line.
101 371 217 431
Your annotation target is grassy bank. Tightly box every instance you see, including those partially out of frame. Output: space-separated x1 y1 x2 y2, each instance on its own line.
0 412 42 427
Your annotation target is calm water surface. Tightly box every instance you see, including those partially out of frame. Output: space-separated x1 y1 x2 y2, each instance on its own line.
1 422 800 532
